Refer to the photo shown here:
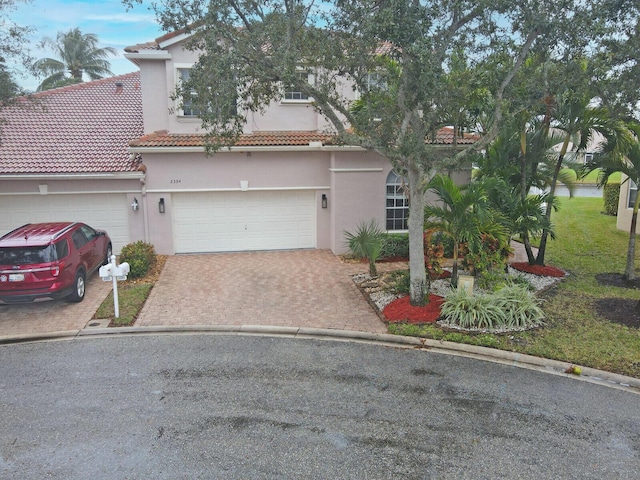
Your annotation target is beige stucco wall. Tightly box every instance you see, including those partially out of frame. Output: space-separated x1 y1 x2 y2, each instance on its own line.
617 175 640 233
136 148 395 254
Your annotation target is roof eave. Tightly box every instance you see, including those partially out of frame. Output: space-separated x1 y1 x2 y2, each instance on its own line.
0 172 145 181
129 145 368 154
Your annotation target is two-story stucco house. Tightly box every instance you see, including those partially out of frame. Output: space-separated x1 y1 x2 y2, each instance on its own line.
0 29 473 256
123 30 473 255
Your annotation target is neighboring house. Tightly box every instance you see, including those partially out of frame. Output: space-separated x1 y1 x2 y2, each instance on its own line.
123 31 473 255
0 72 144 253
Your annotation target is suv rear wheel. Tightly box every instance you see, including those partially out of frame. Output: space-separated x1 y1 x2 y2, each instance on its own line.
103 243 113 265
66 270 86 303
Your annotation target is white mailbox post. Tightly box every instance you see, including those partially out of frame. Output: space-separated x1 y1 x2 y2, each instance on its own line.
99 255 130 318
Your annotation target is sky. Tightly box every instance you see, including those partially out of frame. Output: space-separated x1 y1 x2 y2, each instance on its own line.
9 0 165 92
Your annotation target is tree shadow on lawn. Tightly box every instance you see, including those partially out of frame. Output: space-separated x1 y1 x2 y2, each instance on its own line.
594 273 640 329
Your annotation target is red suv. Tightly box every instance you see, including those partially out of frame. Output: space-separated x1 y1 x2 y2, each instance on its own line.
0 222 112 304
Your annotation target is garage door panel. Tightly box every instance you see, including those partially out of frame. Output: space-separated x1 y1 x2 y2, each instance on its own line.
173 191 316 253
0 194 130 253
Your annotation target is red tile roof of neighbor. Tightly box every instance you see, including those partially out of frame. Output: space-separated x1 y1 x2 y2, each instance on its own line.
130 127 479 148
0 72 143 174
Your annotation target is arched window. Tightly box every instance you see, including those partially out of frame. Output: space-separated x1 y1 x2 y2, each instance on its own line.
386 171 409 230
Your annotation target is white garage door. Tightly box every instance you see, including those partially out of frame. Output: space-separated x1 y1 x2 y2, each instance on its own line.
0 194 130 253
173 190 316 253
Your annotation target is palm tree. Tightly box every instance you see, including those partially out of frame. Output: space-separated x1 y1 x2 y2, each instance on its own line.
534 90 611 265
585 121 640 281
33 28 116 91
425 174 506 287
484 177 554 263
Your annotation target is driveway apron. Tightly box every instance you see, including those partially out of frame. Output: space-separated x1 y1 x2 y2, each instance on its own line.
0 275 111 336
136 250 391 333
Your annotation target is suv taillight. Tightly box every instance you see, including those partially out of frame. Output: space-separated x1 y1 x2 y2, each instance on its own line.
51 261 64 277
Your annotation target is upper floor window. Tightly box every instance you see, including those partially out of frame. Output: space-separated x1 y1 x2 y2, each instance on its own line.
364 72 387 92
386 171 409 230
283 71 311 101
177 67 238 118
629 180 637 209
177 68 201 117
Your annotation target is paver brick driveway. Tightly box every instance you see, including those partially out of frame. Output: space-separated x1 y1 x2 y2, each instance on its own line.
0 275 111 336
136 250 393 333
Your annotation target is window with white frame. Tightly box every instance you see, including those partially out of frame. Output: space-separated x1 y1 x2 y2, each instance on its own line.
584 152 594 164
283 70 311 101
177 68 200 117
629 180 637 208
386 171 409 230
364 71 387 91
177 67 238 118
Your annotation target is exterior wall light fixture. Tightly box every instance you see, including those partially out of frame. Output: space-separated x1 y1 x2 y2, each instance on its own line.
322 194 328 209
131 198 139 211
159 198 165 214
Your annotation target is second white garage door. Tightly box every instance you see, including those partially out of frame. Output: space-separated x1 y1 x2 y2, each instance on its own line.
173 190 316 253
0 193 130 253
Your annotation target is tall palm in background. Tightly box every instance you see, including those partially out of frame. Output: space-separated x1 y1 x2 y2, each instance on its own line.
534 91 611 265
33 28 116 91
585 122 640 281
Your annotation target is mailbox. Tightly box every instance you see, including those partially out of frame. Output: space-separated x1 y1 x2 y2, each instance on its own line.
100 255 129 318
100 260 130 281
99 263 113 280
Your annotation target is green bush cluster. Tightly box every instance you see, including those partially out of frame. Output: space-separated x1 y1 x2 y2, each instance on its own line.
119 241 157 279
460 233 509 279
440 285 544 331
603 183 620 216
380 233 409 258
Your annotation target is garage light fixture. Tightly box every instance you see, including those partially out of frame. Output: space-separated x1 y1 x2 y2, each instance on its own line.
322 194 328 209
131 198 139 211
159 198 165 214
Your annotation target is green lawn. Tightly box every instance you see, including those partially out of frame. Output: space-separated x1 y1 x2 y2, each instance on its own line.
390 196 640 378
565 167 621 184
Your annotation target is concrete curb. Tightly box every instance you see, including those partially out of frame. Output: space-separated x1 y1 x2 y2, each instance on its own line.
2 325 639 394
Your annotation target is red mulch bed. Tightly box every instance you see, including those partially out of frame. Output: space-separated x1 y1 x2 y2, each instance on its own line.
510 262 565 277
383 294 445 324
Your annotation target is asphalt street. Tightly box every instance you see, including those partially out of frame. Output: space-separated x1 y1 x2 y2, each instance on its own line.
0 334 638 479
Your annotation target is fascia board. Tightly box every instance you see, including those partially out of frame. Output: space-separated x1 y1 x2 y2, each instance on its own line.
158 32 194 49
0 173 145 181
124 52 173 61
129 145 370 154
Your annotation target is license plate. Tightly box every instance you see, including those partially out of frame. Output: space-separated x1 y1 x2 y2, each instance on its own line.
9 273 24 282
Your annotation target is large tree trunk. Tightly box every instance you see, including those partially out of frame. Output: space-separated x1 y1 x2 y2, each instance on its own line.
407 159 427 306
624 197 640 281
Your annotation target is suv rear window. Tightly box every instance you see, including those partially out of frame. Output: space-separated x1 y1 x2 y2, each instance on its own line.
0 239 69 265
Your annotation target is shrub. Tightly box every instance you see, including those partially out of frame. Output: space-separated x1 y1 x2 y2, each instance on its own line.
440 288 506 330
440 285 544 331
429 230 454 257
424 229 447 279
461 233 509 276
388 270 411 295
493 285 545 329
380 233 409 258
119 241 156 279
344 220 384 276
603 183 620 216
